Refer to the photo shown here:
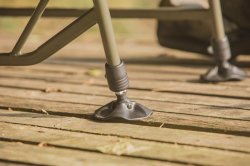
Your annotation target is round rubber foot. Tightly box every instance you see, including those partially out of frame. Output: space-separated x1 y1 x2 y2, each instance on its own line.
201 64 247 82
94 99 153 121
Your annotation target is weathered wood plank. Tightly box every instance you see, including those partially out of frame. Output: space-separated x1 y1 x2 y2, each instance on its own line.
0 72 250 111
0 77 249 120
1 66 250 104
0 141 170 166
28 60 250 90
0 75 249 133
0 86 249 135
0 109 249 153
2 96 250 138
0 122 249 166
0 161 27 166
2 62 205 75
0 65 199 82
1 64 250 92
44 58 250 85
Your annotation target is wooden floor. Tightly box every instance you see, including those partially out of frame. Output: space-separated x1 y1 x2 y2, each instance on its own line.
0 40 250 166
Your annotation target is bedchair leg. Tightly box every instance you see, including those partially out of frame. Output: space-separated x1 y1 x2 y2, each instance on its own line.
93 0 152 120
201 0 246 82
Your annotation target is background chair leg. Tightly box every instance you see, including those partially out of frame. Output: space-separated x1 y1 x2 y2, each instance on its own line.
201 0 247 82
92 0 152 120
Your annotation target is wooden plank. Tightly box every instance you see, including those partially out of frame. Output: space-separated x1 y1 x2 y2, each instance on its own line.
0 161 27 166
0 109 249 153
129 80 250 100
0 70 250 111
0 77 250 121
2 60 250 97
2 62 206 75
0 141 170 166
44 41 250 68
0 86 249 135
0 76 249 133
1 95 249 138
41 60 250 79
1 65 250 102
0 93 249 123
0 66 202 86
0 78 249 116
37 59 250 88
1 63 250 89
0 55 246 78
0 122 249 166
45 56 250 80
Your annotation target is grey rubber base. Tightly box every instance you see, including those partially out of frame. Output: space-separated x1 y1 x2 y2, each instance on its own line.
201 64 247 82
94 99 153 121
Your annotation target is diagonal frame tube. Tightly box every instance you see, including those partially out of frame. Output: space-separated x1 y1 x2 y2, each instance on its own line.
0 7 211 20
0 8 97 66
11 0 49 56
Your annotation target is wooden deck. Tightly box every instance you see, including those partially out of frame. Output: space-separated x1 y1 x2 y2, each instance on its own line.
0 38 250 166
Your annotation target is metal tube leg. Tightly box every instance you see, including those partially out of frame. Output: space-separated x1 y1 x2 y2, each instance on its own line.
210 0 225 40
93 0 120 66
201 0 246 82
93 0 152 120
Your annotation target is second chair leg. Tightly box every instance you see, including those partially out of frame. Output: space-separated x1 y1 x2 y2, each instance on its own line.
92 0 152 120
201 0 246 82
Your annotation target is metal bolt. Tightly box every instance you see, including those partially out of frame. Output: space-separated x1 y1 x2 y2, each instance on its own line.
127 103 133 109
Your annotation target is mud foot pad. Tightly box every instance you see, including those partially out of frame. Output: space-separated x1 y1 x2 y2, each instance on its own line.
200 64 247 82
94 93 152 121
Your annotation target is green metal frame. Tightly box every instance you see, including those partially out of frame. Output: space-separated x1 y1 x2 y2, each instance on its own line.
0 0 227 66
0 7 210 20
0 0 121 66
